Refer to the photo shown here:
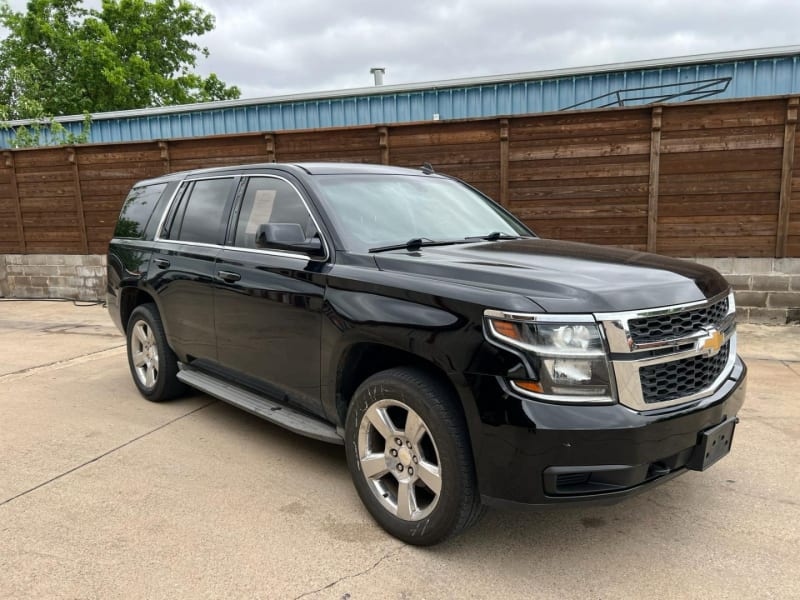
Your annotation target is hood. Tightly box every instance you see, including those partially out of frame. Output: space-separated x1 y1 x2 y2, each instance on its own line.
372 238 729 313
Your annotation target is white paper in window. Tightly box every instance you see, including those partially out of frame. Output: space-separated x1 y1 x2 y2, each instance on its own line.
246 189 277 235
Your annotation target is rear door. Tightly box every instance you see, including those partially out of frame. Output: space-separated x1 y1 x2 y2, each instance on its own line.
149 176 238 362
213 173 329 416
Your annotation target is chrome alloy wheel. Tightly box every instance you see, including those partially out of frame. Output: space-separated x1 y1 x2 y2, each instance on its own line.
131 319 159 388
357 399 442 521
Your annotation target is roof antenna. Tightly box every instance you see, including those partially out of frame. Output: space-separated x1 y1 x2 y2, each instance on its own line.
421 162 435 174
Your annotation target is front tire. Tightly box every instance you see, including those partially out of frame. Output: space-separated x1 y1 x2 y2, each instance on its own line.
344 367 483 545
126 303 185 402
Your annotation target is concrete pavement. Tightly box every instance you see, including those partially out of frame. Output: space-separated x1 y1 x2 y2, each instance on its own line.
0 302 798 599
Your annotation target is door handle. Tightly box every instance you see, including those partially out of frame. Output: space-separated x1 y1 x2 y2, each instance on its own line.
217 270 241 283
154 258 170 269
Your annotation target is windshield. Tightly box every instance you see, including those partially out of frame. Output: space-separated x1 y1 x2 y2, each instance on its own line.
313 174 532 252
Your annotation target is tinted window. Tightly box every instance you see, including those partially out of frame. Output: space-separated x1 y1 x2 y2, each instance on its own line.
114 183 167 238
234 177 315 248
313 174 530 252
174 178 234 244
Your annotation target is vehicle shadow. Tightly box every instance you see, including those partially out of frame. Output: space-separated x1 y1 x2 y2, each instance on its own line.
191 395 712 556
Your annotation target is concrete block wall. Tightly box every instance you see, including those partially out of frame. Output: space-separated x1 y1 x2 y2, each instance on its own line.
0 257 8 297
0 255 106 301
693 258 800 325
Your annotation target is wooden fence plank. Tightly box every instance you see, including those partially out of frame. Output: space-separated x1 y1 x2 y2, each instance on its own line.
648 106 662 252
2 152 25 252
389 123 498 148
660 148 782 174
499 119 509 208
659 99 786 130
510 139 650 161
509 159 649 181
265 134 276 163
378 127 389 165
776 98 798 257
659 194 779 217
76 148 162 165
159 141 171 173
660 129 784 153
67 148 89 254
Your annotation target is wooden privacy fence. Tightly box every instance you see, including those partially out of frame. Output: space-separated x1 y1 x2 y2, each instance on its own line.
0 95 799 257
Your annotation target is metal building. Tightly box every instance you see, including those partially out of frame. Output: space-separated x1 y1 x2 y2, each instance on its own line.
3 45 800 148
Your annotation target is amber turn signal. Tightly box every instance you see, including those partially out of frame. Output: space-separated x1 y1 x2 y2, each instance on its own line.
512 380 544 393
491 320 521 341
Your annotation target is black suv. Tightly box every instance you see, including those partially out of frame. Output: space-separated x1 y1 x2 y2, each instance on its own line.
108 162 746 545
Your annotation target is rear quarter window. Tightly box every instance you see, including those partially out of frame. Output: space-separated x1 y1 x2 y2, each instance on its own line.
114 183 168 239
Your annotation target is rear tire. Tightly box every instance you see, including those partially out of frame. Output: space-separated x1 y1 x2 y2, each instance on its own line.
344 367 483 546
126 303 185 402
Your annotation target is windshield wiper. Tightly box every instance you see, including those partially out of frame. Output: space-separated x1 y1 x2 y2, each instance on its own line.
369 237 466 253
465 231 527 241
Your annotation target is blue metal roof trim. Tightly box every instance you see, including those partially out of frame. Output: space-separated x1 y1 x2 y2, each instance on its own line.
2 49 800 148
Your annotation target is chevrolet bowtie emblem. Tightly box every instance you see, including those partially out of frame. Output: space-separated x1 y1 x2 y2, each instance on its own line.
699 329 724 355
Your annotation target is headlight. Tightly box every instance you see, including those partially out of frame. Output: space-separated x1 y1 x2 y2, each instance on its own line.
485 312 615 404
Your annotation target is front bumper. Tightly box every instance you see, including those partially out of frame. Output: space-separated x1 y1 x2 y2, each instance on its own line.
475 357 747 508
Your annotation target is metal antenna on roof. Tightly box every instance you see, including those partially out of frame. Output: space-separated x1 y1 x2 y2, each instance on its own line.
421 163 435 174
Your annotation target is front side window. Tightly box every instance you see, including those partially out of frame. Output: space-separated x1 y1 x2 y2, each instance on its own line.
313 174 530 252
114 183 167 238
234 177 316 249
172 178 234 244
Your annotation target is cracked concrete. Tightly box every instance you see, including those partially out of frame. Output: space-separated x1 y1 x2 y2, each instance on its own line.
293 546 406 600
0 301 798 599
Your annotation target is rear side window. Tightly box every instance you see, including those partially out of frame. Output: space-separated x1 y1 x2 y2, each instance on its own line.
114 183 167 238
172 178 234 244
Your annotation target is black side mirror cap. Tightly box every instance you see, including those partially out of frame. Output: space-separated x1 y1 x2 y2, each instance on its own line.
255 223 324 256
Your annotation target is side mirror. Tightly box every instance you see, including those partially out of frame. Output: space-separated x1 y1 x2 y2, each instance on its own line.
255 223 324 256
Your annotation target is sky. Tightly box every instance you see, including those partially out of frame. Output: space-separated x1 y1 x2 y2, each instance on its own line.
5 0 800 99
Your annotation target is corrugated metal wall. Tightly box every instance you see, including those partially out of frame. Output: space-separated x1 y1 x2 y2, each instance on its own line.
3 51 800 148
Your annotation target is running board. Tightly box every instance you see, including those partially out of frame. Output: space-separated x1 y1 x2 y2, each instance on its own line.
177 365 343 445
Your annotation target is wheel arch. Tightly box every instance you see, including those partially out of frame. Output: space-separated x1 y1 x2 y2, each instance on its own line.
119 286 157 333
333 342 483 458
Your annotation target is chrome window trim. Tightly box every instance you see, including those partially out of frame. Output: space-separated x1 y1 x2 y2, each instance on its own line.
153 239 218 251
152 179 189 243
235 174 330 262
220 244 313 261
151 238 318 262
153 173 330 263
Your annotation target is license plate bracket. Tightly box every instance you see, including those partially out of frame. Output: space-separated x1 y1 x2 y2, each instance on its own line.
687 417 737 471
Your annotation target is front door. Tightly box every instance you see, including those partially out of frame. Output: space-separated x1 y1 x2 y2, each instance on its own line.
213 174 328 415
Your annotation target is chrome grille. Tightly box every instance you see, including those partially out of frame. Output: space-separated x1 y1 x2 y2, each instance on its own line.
640 342 731 404
628 297 729 344
596 293 737 411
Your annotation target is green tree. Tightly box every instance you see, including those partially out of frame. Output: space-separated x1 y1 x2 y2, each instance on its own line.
0 109 92 148
0 0 241 120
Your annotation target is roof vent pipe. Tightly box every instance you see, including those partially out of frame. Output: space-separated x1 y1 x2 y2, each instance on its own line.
370 67 386 86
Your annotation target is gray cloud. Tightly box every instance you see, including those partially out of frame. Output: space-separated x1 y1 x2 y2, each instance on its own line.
191 0 800 97
6 0 800 99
